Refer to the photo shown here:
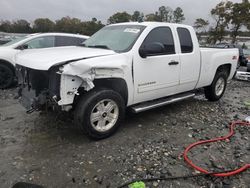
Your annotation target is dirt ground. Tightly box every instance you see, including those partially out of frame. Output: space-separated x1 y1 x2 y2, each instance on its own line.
0 79 249 188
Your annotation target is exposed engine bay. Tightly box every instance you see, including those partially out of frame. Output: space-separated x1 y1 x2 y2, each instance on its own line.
16 64 86 112
16 65 62 112
16 60 126 113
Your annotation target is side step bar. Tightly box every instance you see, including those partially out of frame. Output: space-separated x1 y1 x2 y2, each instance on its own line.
131 92 195 113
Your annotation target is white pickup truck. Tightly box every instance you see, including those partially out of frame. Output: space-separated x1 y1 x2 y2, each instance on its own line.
16 22 238 139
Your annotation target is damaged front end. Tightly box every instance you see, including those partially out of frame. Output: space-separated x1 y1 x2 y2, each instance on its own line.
16 64 83 113
16 53 128 113
16 65 61 112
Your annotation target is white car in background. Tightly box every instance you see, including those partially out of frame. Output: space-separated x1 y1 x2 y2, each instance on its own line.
0 33 89 89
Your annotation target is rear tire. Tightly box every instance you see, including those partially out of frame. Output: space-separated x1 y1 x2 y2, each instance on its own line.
74 88 125 140
204 71 227 101
0 64 14 89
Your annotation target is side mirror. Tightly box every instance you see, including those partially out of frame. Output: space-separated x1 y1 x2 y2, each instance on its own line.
139 48 147 58
139 42 165 58
17 44 29 50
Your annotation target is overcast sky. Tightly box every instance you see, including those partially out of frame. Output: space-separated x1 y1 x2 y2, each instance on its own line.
0 0 242 25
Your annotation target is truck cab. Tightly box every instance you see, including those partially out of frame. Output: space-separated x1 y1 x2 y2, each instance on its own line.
131 23 200 104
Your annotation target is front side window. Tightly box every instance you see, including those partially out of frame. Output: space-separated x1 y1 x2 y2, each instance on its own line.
83 25 146 52
140 27 175 56
24 36 55 49
177 28 193 53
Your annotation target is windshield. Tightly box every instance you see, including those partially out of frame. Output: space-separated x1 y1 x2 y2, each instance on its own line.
2 36 28 46
83 25 146 52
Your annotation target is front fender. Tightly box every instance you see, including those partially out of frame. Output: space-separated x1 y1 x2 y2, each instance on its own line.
58 53 134 106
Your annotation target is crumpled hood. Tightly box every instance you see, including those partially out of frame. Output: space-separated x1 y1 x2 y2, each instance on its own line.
16 46 116 70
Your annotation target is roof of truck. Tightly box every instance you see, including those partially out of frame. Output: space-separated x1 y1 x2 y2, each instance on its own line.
26 32 89 39
110 21 191 28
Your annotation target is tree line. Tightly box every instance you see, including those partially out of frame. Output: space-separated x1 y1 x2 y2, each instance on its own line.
0 0 249 44
0 6 185 36
0 17 104 36
194 0 250 44
107 6 185 24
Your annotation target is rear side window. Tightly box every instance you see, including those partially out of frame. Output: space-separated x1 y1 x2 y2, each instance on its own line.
55 36 86 47
177 28 193 53
142 27 175 55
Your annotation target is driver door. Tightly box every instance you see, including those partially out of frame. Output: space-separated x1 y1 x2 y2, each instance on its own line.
133 26 180 104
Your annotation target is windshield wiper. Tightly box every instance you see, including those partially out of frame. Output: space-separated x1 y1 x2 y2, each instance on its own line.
87 45 110 50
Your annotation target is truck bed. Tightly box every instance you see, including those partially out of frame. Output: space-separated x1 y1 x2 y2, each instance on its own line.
196 47 238 88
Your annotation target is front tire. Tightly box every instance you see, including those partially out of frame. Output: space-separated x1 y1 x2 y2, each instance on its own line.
0 64 14 89
74 88 125 140
204 71 227 101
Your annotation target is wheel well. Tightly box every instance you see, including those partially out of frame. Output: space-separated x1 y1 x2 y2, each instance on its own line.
216 64 231 78
74 78 129 108
0 59 15 75
93 78 128 105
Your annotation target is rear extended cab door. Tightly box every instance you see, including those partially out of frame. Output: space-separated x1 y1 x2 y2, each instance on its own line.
173 25 201 93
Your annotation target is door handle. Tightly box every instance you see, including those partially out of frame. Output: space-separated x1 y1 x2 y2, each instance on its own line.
168 61 179 65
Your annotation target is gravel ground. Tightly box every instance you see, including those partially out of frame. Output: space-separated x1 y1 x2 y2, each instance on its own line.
0 79 249 188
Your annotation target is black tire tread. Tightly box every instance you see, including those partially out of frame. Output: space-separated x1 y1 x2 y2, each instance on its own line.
74 88 125 139
0 63 14 89
204 71 227 101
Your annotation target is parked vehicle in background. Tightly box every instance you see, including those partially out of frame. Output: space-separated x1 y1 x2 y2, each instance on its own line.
247 62 250 72
0 33 89 89
0 38 11 45
243 49 250 72
213 43 236 48
243 49 250 61
213 43 248 67
238 47 248 67
16 22 238 139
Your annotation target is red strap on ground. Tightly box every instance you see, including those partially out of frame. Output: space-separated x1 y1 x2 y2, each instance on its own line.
183 121 250 177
